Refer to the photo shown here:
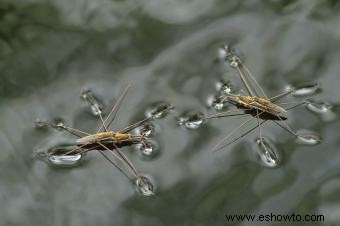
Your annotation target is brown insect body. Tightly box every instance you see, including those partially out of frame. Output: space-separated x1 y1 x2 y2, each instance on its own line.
227 95 288 120
75 131 144 150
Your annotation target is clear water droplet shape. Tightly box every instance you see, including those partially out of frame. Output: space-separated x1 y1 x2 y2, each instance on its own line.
135 175 156 197
306 101 336 122
296 131 321 145
81 90 104 116
146 102 173 119
291 83 320 97
178 112 205 129
137 140 159 158
255 137 281 168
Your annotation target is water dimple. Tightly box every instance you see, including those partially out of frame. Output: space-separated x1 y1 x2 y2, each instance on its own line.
145 102 173 119
178 111 205 129
306 101 337 122
135 175 156 197
254 137 280 168
48 153 83 166
290 83 320 97
217 47 228 60
215 80 235 95
81 90 104 116
48 146 84 167
219 45 241 68
136 140 159 159
34 119 49 129
52 118 66 131
33 150 48 160
296 131 321 145
134 122 156 137
207 95 228 110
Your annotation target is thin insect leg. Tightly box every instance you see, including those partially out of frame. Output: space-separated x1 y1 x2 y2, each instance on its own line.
277 101 308 106
256 109 269 153
241 63 268 98
40 122 90 137
270 89 295 102
205 108 247 120
273 119 320 141
256 110 263 141
110 141 140 177
273 121 299 137
212 116 254 152
214 110 266 150
118 116 152 134
97 84 131 133
224 120 267 147
206 113 247 120
285 101 307 111
97 149 132 180
235 66 255 97
77 145 100 154
61 143 90 156
97 142 138 179
97 109 109 132
274 112 320 141
139 135 148 149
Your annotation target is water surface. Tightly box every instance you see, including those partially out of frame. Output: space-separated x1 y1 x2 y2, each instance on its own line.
1 1 340 226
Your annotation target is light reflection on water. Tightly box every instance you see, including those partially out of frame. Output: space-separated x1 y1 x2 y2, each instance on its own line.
0 1 340 226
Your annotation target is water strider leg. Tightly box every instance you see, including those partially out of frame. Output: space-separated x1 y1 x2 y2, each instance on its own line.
39 121 90 137
224 120 267 147
235 65 256 97
97 84 131 133
212 116 255 152
285 101 307 111
270 89 295 102
241 63 268 98
213 110 268 150
118 116 153 134
59 143 90 156
255 109 270 153
97 141 139 179
277 101 309 106
205 108 247 120
273 118 320 142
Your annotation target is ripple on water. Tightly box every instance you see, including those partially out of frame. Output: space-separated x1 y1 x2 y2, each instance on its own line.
207 95 229 110
254 137 281 168
306 100 337 122
145 101 173 119
296 130 321 145
135 175 156 197
48 153 83 167
177 111 205 129
133 122 157 137
288 83 320 97
136 140 159 159
81 89 104 116
36 146 85 167
34 119 49 129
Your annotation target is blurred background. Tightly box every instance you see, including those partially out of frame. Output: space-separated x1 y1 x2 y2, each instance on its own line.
0 0 340 225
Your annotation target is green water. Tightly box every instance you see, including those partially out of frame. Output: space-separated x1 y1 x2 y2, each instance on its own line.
1 1 340 226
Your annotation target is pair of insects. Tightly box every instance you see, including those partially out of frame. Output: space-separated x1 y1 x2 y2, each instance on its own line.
38 46 319 194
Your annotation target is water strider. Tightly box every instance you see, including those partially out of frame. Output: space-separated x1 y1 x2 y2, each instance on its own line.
206 45 321 154
36 84 171 196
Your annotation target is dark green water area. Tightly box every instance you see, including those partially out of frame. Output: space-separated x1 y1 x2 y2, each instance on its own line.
1 1 340 225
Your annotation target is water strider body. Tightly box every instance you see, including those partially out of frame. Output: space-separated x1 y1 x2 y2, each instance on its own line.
76 131 144 149
226 95 287 120
207 45 320 152
36 84 168 196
